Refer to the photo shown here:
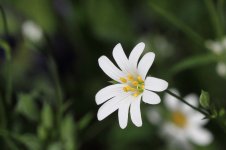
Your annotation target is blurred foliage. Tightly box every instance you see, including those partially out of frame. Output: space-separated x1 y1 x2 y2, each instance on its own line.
0 0 226 150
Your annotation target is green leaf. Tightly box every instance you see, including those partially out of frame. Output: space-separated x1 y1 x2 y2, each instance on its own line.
169 54 219 76
60 114 77 150
17 134 42 150
37 125 47 141
78 113 93 130
41 103 53 129
16 93 39 121
47 142 62 150
199 90 210 109
219 108 225 117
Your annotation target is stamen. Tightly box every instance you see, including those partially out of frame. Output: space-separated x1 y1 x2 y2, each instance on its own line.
137 76 144 83
141 85 145 89
120 77 127 83
133 92 139 97
132 81 138 86
127 74 134 81
123 87 128 92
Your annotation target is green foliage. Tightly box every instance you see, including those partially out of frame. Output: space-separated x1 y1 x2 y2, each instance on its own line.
41 103 54 129
60 114 77 150
16 93 39 121
199 90 210 109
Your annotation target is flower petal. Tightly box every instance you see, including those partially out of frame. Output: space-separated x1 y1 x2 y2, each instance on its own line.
181 94 199 113
130 96 142 127
163 89 180 111
97 93 129 121
187 127 213 146
138 52 155 79
118 97 131 129
112 43 131 74
95 84 124 105
142 90 161 104
129 42 145 70
98 56 125 82
145 77 168 92
188 111 208 126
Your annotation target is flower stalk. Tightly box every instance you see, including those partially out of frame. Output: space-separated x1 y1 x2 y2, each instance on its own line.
0 5 9 35
165 89 209 116
0 40 12 106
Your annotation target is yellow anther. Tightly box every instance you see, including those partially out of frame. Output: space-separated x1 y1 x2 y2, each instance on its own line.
123 86 132 92
141 84 145 89
120 77 127 83
127 74 134 81
132 81 139 86
172 111 187 128
123 87 128 92
137 76 144 83
133 92 140 97
130 87 136 92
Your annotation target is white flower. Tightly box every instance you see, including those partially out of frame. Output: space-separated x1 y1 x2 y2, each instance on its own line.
22 20 43 43
95 42 168 129
205 38 226 77
161 89 213 149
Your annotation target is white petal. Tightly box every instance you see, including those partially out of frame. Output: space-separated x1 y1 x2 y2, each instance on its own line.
112 43 131 74
98 56 125 82
95 84 124 105
187 127 213 146
129 42 145 69
181 94 199 113
188 112 208 126
216 62 226 77
142 90 161 104
163 89 180 111
130 96 142 127
138 52 155 79
147 108 161 125
118 97 131 129
145 77 168 92
97 94 129 121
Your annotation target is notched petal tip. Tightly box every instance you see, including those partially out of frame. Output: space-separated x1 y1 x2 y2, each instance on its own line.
119 123 127 129
97 110 104 121
134 122 142 127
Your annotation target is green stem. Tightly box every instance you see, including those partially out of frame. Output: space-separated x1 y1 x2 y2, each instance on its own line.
217 0 225 34
0 5 9 35
49 56 63 127
148 2 204 46
0 130 19 150
0 93 6 128
204 0 224 39
0 40 12 105
166 89 209 116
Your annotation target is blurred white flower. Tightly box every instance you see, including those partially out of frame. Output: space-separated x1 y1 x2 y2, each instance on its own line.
22 20 43 43
161 89 213 149
147 108 161 125
96 42 168 129
205 38 226 77
216 62 226 77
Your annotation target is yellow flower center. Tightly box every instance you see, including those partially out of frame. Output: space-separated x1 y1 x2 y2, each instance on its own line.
171 111 187 128
120 74 145 97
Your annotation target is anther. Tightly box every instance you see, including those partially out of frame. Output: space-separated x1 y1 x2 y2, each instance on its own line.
120 77 127 83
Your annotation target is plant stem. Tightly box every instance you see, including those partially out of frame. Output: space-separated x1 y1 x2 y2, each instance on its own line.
49 56 63 130
0 93 6 128
0 5 9 35
217 0 225 34
148 2 204 46
204 0 224 39
0 130 19 150
165 89 209 116
0 40 12 105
